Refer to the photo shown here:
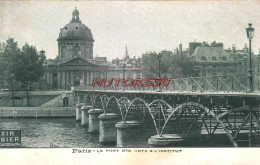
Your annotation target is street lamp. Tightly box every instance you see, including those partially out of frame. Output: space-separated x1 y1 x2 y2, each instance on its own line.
158 53 162 92
10 73 15 107
246 23 254 92
122 63 126 91
246 23 255 147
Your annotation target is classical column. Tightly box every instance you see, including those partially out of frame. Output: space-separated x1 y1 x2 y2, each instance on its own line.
50 73 53 88
68 71 71 87
88 71 91 85
66 71 69 88
82 71 85 86
64 71 66 89
62 71 65 88
86 71 88 86
90 72 93 85
71 71 74 86
57 72 60 89
46 72 50 84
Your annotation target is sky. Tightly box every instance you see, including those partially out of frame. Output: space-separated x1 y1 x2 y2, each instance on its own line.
0 1 260 60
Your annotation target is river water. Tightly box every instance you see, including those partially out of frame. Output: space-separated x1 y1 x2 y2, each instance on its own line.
0 118 106 148
0 118 235 148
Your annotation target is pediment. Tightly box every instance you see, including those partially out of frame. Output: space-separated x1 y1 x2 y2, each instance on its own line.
60 58 96 66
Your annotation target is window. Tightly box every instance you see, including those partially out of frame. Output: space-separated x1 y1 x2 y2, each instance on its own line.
10 96 22 100
61 46 67 58
222 56 227 61
201 56 207 61
73 46 81 57
211 56 217 61
202 70 206 76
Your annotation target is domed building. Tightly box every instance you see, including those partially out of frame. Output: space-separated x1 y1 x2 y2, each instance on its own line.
57 8 94 60
44 8 107 89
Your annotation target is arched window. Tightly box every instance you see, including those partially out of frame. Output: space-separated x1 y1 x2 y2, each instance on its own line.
73 46 81 57
222 56 227 61
211 56 217 61
61 46 67 58
201 56 207 61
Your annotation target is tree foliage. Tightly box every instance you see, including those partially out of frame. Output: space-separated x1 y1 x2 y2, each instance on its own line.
0 38 20 80
14 44 46 86
142 51 199 79
0 38 46 106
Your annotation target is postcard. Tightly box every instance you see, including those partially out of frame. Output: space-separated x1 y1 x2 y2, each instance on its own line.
0 0 260 164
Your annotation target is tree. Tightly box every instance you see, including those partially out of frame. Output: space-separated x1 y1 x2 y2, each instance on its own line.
172 54 199 78
142 51 199 79
0 38 21 106
13 43 46 106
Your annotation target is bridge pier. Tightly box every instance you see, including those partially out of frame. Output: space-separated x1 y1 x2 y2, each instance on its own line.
115 121 154 147
81 105 93 126
99 113 120 144
88 109 103 134
76 103 84 121
148 134 185 147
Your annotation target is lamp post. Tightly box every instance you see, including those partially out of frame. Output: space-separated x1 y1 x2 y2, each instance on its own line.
246 23 255 92
123 63 126 91
10 73 15 107
246 23 255 147
257 54 260 91
158 53 162 92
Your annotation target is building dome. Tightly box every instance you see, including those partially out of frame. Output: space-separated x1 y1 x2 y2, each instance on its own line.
57 8 94 41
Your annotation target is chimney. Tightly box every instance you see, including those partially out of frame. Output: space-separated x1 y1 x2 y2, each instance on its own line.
232 44 236 52
244 43 248 53
179 44 182 56
40 50 45 56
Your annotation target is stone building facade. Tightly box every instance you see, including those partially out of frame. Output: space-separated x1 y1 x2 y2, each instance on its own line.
188 41 260 77
44 8 107 89
43 8 143 90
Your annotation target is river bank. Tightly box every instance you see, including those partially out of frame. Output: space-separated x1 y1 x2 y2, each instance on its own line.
0 107 75 118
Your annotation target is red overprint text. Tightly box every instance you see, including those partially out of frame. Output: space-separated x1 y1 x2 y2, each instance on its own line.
92 78 171 88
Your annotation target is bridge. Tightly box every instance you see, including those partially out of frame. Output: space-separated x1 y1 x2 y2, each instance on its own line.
73 73 260 147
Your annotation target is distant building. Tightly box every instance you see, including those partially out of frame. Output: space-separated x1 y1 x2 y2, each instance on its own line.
107 46 143 79
188 41 260 77
42 9 144 90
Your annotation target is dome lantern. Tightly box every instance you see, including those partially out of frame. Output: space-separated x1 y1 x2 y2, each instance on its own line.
71 7 81 23
57 8 94 41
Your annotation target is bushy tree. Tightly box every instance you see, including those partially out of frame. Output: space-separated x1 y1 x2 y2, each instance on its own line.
14 44 46 106
142 51 199 79
0 38 20 106
172 54 199 78
0 38 46 106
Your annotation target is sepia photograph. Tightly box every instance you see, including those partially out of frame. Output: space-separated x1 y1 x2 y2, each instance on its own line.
0 0 260 164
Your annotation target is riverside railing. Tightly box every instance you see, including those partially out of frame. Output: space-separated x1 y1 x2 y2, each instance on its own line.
74 73 260 93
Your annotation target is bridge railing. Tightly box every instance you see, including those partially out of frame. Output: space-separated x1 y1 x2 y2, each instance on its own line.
74 73 260 93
